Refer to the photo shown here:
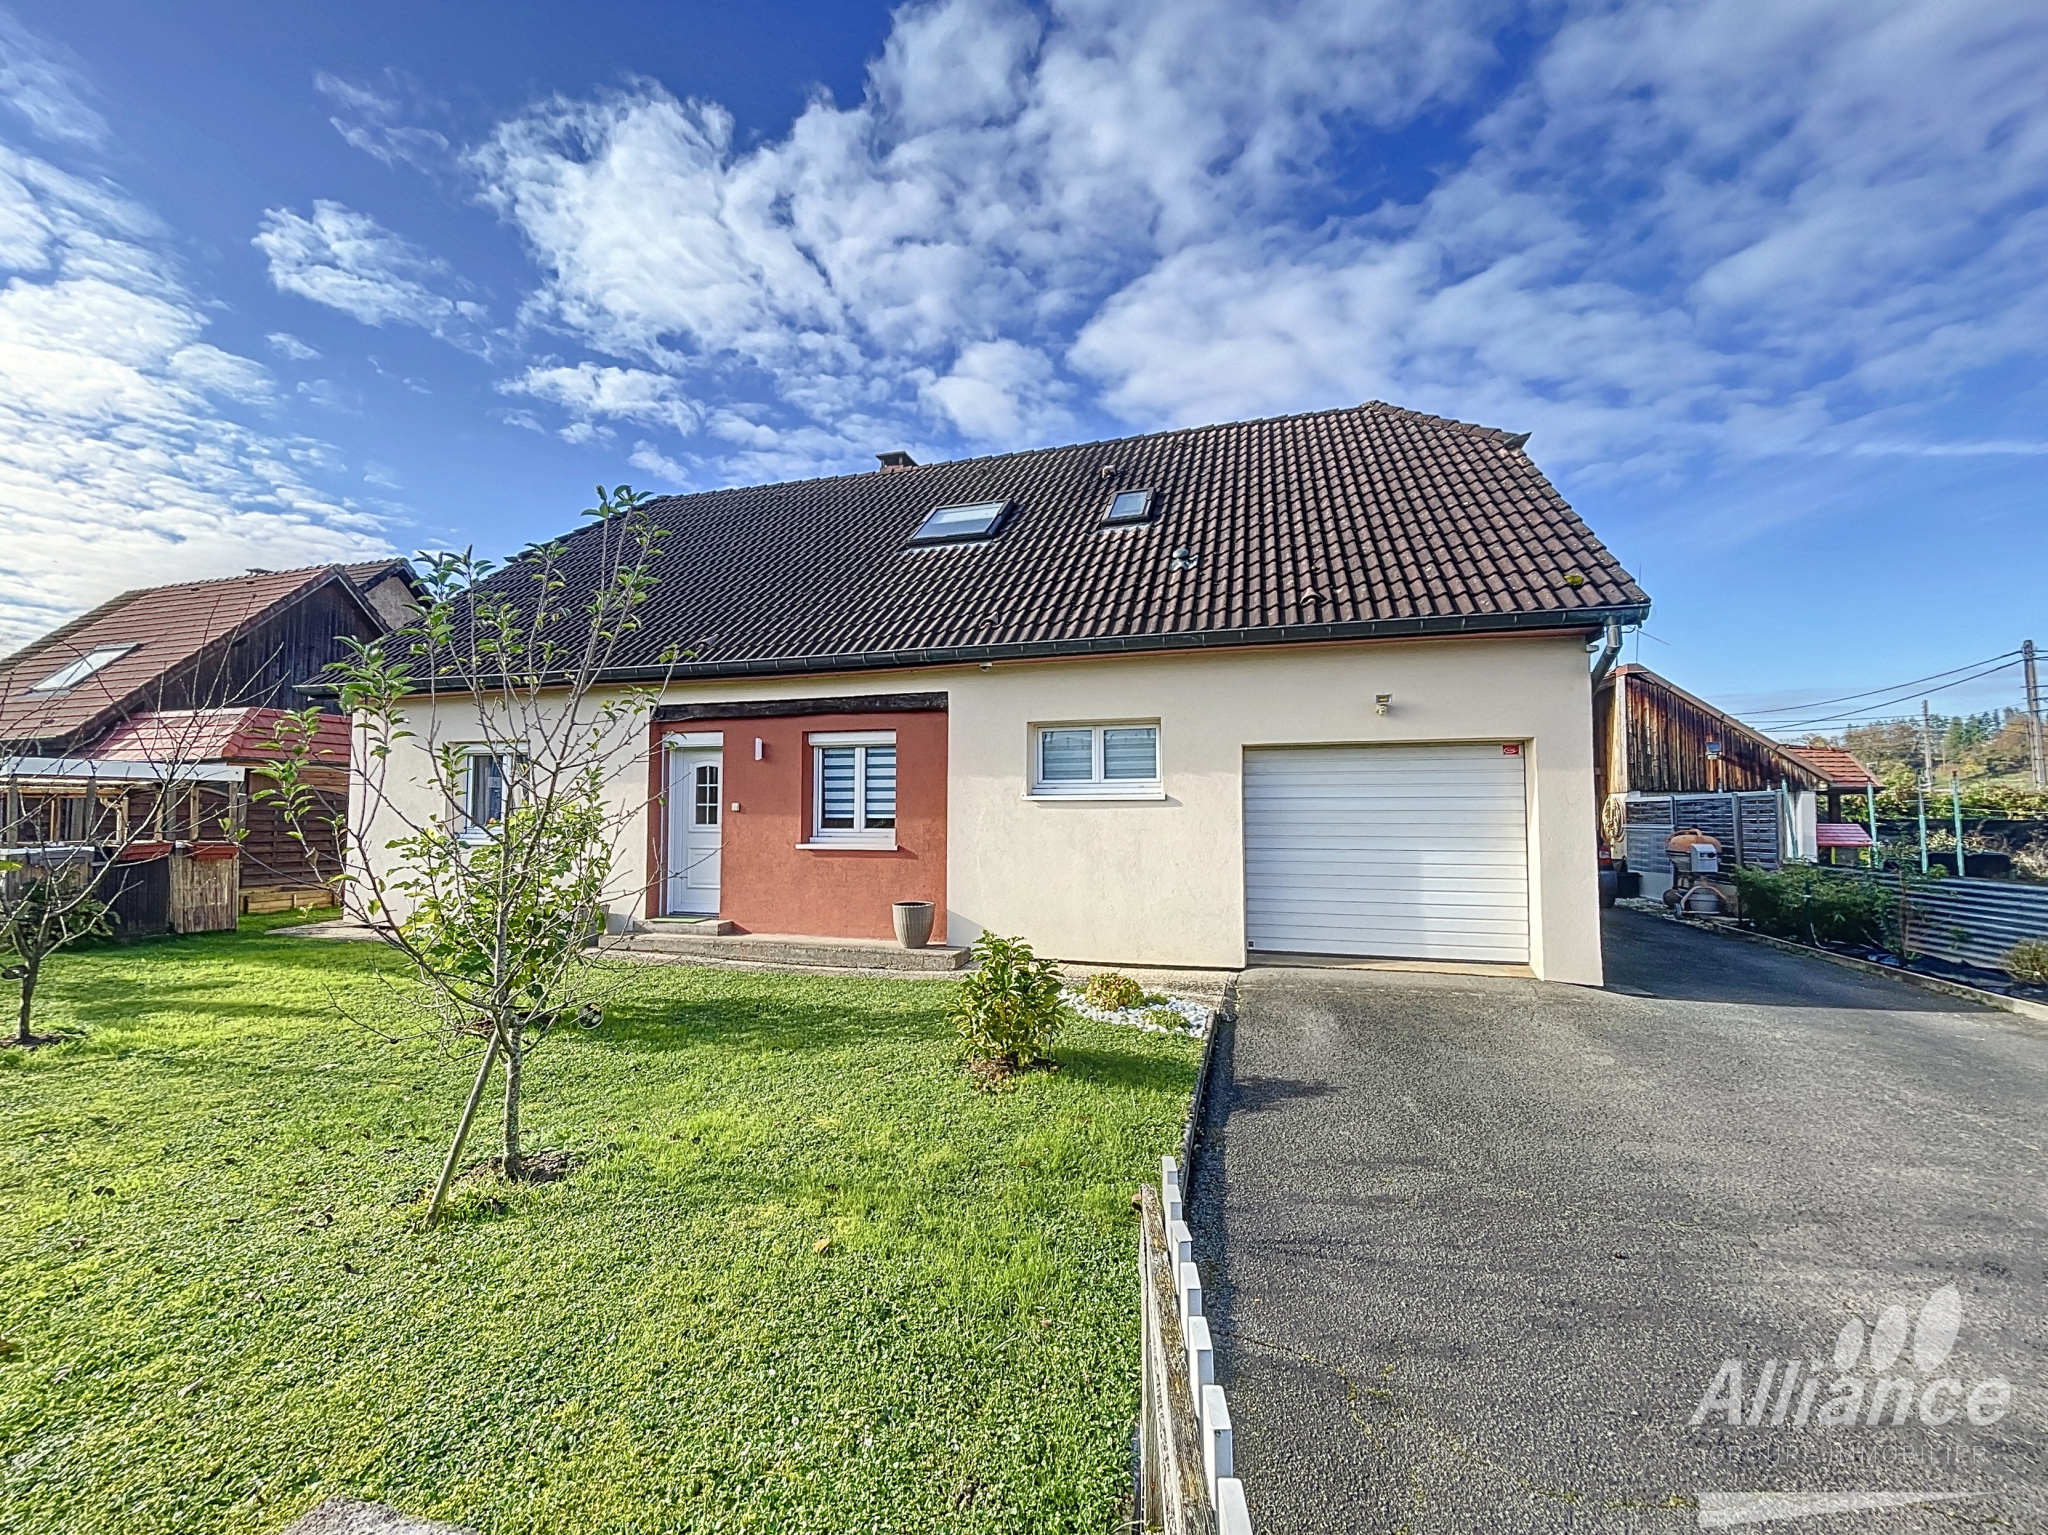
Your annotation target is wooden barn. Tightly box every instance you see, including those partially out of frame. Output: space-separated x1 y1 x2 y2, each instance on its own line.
0 563 414 927
1595 664 1827 802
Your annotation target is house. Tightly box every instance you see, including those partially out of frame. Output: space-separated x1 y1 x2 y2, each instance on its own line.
365 402 1650 984
0 563 415 922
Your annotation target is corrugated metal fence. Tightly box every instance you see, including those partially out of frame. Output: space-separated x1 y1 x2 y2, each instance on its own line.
1820 869 2048 972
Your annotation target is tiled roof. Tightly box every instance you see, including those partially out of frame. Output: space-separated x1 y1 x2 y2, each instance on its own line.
1781 744 1883 789
90 707 351 766
498 401 1648 681
0 563 404 745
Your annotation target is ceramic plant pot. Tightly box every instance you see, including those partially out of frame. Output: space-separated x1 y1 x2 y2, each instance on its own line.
892 900 935 949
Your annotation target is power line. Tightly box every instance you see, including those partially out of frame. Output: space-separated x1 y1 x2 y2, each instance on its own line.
1764 657 2025 731
1743 649 2022 718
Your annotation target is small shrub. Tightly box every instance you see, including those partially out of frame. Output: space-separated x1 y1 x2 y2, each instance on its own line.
1081 972 1145 1012
1732 865 1890 948
2003 939 2048 986
953 933 1065 1069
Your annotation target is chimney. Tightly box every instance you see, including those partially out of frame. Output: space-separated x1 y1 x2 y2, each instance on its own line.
876 450 918 473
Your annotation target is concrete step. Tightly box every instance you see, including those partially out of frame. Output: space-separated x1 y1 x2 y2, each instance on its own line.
605 929 972 972
640 916 736 936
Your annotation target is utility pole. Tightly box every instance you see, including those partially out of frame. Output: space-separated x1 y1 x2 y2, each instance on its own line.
2026 639 2045 788
1918 699 1933 874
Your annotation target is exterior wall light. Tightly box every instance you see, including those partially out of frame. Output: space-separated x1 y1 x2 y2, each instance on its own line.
1375 694 1393 716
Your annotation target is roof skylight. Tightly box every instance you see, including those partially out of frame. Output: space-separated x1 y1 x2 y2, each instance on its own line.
908 500 1008 545
27 645 136 694
1103 488 1155 525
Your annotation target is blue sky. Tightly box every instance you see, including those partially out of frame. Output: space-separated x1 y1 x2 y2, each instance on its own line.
0 0 2042 733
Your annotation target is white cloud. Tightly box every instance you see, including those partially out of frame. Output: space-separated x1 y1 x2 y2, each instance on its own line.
466 0 1499 462
314 70 451 173
0 140 387 654
627 440 689 484
254 199 485 342
453 0 2048 484
923 338 1070 442
266 330 319 360
501 361 699 436
0 13 106 148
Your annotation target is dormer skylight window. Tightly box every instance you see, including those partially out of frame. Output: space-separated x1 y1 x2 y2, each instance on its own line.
908 500 1008 545
1103 488 1155 525
27 645 136 693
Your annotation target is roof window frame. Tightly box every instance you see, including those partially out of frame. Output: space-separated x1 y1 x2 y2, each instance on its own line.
25 644 139 695
907 499 1010 546
1101 488 1157 526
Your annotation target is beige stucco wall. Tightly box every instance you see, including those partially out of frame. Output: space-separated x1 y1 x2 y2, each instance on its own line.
346 692 651 924
942 633 1603 985
358 630 1603 984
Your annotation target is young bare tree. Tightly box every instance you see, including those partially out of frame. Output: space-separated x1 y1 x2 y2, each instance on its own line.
263 485 677 1224
3 686 255 1048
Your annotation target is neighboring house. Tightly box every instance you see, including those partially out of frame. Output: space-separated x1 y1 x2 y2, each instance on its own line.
368 402 1650 984
0 563 415 917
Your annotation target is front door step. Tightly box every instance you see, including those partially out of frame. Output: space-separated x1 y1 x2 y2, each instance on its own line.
608 929 971 972
644 916 735 936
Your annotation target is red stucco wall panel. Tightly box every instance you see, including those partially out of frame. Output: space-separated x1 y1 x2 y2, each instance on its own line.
650 709 946 942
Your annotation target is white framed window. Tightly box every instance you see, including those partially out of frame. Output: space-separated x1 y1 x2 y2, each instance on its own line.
1030 723 1161 799
802 730 898 848
458 747 520 839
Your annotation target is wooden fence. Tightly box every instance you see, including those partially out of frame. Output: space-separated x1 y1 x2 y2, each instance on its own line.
1138 1158 1252 1534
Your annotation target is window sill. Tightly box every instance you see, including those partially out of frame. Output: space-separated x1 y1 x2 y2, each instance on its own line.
796 837 899 851
1025 784 1166 802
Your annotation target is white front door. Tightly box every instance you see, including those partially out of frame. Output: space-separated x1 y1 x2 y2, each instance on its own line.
665 747 723 915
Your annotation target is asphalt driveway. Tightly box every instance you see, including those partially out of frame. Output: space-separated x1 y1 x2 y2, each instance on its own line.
1189 910 2047 1532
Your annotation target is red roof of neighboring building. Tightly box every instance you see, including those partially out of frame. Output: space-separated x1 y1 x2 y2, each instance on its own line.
1781 745 1882 790
90 707 351 767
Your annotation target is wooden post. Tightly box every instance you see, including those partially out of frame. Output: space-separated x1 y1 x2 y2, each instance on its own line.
424 1030 504 1229
1951 772 1966 879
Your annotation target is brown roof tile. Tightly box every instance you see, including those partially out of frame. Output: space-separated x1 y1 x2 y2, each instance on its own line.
491 400 1650 681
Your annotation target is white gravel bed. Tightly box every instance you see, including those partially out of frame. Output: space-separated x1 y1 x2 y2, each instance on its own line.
1061 987 1210 1037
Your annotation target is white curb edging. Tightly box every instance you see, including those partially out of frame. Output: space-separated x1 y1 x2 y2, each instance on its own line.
1139 1153 1253 1533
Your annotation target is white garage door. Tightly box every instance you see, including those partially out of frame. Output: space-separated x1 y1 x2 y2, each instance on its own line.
1244 743 1530 963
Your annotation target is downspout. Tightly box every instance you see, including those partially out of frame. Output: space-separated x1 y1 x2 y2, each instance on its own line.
1588 620 1623 691
1591 620 1626 858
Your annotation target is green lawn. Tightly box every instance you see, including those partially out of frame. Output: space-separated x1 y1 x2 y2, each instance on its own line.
0 921 1202 1534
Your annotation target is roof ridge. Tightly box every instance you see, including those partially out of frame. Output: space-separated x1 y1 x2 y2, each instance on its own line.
637 399 1526 515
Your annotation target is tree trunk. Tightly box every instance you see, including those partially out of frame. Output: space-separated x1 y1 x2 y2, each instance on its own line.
501 1018 524 1178
14 953 40 1047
